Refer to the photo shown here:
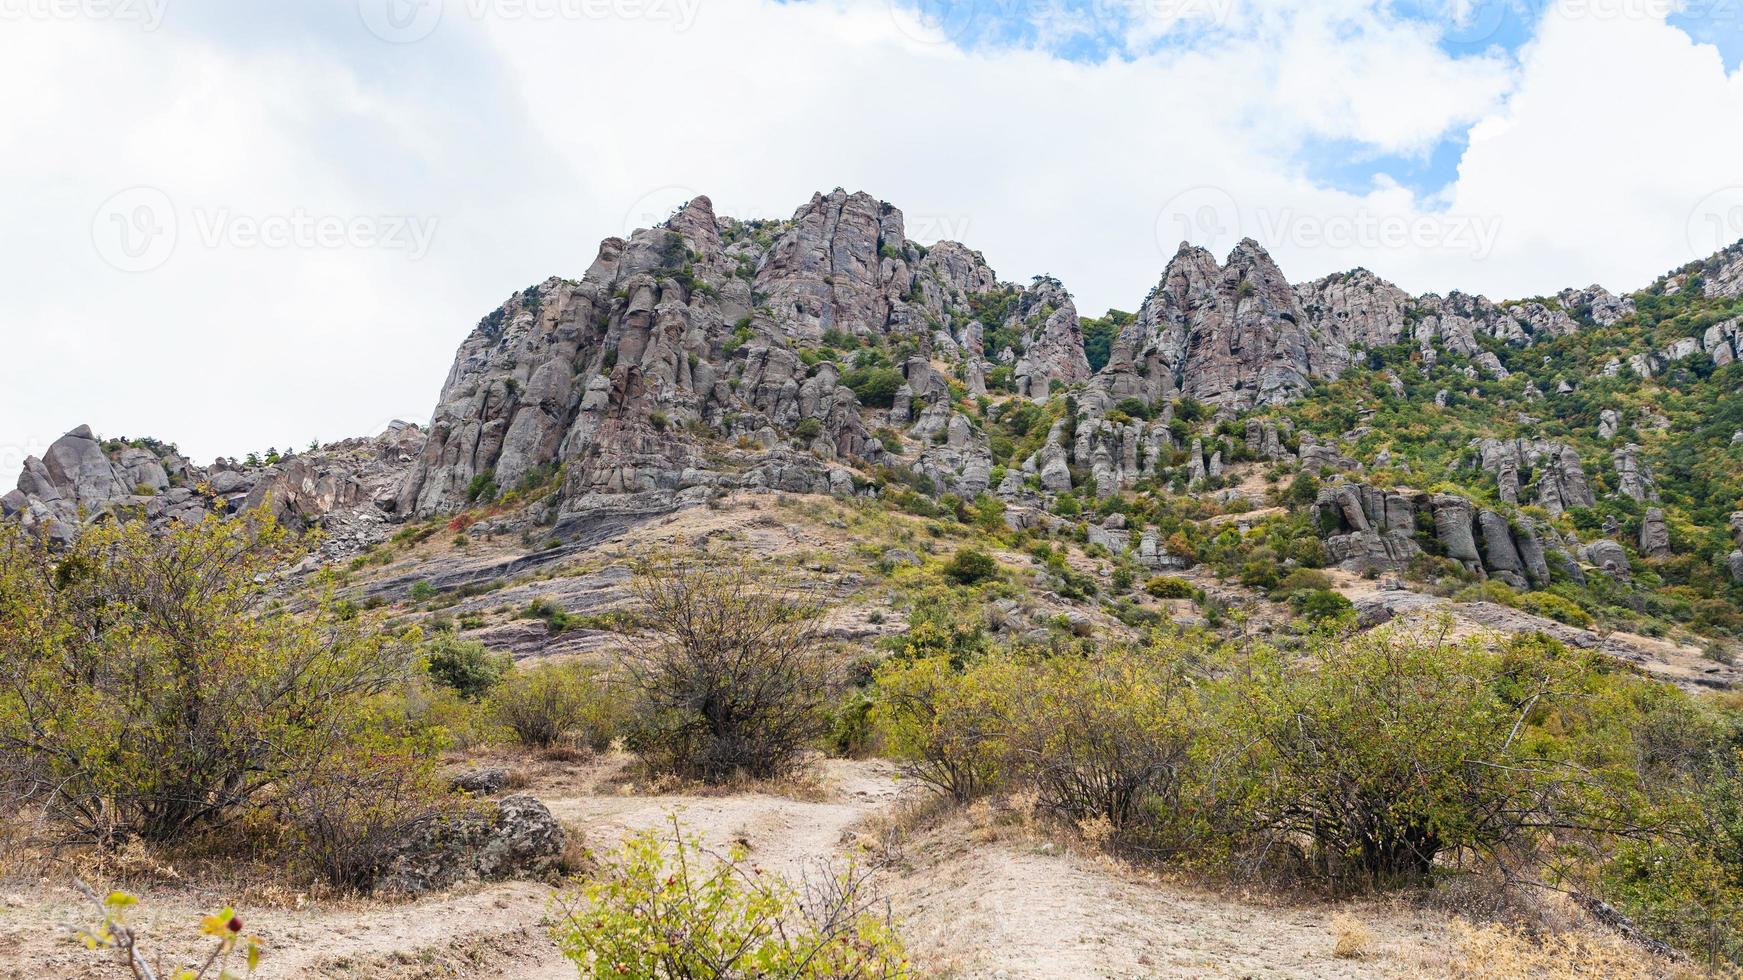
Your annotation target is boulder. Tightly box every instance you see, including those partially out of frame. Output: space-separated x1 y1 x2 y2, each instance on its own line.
1581 539 1631 582
382 794 566 895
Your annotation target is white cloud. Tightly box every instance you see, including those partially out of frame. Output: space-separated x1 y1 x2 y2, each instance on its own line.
0 0 1738 491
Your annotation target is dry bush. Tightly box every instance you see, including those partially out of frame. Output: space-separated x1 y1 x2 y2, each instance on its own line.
623 556 837 783
276 741 466 893
1330 911 1374 960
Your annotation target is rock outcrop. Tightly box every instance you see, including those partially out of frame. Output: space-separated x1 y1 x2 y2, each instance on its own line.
1 423 420 554
1315 483 1569 588
1470 438 1594 514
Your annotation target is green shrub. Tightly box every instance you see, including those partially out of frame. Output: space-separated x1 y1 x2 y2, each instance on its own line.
424 635 511 701
465 470 498 503
1223 627 1609 885
1287 588 1354 622
1518 590 1594 628
524 596 573 633
487 662 621 750
551 820 907 978
942 549 999 586
1145 575 1196 600
843 366 905 407
1004 642 1200 839
277 738 464 892
873 655 1014 802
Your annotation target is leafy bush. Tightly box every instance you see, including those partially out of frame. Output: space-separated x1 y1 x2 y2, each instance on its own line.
552 820 907 978
424 635 511 701
1223 628 1610 885
0 513 415 845
1003 642 1200 839
1287 588 1354 622
624 558 836 781
843 366 905 408
465 469 498 503
942 549 999 586
1518 590 1594 628
488 662 621 750
873 655 1013 802
1145 575 1196 600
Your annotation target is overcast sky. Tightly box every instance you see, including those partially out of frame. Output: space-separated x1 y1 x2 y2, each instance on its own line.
3 0 1741 486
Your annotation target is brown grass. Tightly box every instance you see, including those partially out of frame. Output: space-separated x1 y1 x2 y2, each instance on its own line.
1447 919 1666 979
1330 911 1374 959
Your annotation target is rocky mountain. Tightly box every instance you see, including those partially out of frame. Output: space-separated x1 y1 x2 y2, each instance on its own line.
9 187 1743 642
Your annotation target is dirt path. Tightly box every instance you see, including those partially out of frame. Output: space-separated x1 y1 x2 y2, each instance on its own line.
892 833 1450 978
1 756 1659 978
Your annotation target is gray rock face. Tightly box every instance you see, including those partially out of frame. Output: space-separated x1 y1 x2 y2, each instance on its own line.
1598 409 1621 441
395 191 1036 518
1313 483 1422 571
1008 276 1091 400
1112 239 1325 410
1558 285 1636 326
1702 243 1743 299
1477 509 1528 588
1638 507 1670 557
1431 494 1483 573
1612 444 1657 503
1582 539 1632 581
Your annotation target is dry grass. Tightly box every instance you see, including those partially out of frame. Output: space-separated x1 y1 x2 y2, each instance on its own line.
1330 911 1374 960
1447 919 1666 978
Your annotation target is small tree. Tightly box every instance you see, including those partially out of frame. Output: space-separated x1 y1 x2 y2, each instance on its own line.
623 557 836 782
276 738 461 892
1005 642 1200 839
873 655 1014 802
0 513 415 845
1223 624 1605 886
942 549 999 586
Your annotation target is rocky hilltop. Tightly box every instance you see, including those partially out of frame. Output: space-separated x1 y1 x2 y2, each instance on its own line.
9 187 1743 633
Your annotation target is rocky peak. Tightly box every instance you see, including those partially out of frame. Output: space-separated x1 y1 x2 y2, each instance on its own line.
1123 238 1316 410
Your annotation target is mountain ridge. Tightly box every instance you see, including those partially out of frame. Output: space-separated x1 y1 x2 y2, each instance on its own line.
8 186 1743 643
